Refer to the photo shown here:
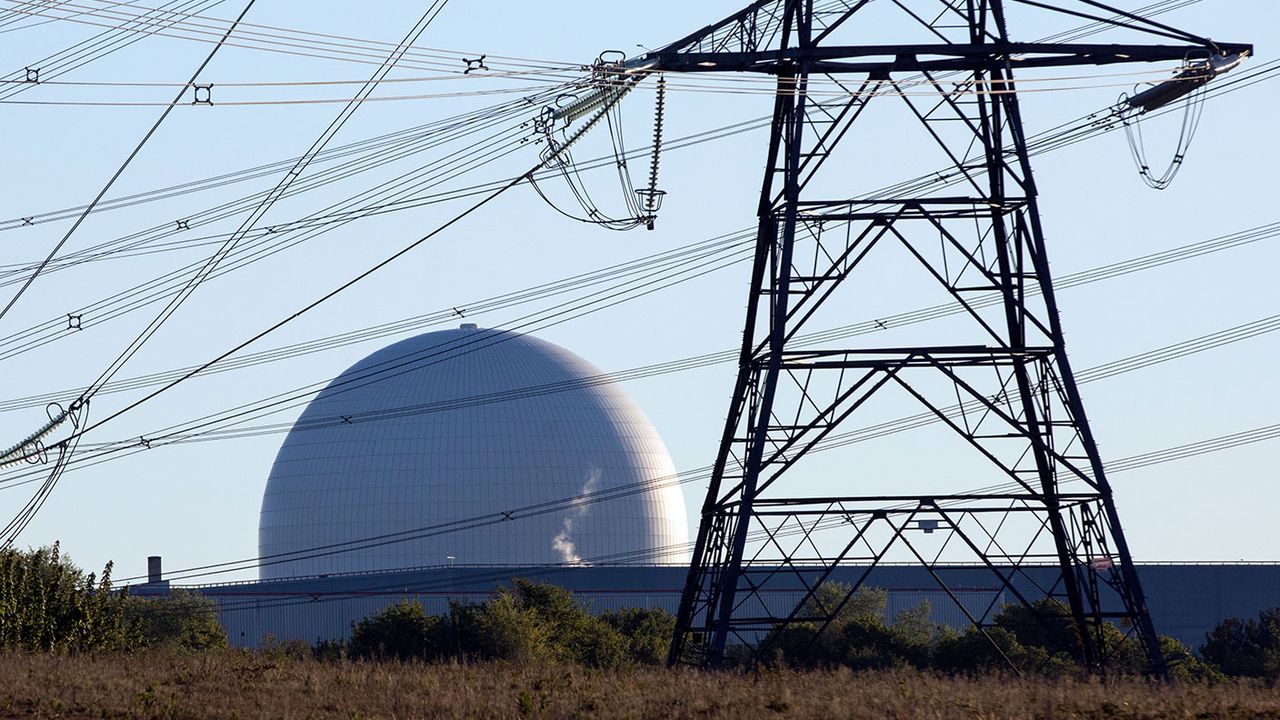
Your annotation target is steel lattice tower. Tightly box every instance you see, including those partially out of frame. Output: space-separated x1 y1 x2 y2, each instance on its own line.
626 0 1250 673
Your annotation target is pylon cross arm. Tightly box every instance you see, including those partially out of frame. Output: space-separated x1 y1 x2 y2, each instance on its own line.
632 41 1251 74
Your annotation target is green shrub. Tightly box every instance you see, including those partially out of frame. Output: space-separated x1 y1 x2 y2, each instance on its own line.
348 599 444 661
312 638 347 662
761 584 937 670
0 543 132 652
126 590 228 651
1201 608 1280 680
469 580 627 667
345 581 643 667
600 607 676 665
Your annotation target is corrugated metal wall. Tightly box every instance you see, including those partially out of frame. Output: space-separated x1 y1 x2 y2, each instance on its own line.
178 563 1280 651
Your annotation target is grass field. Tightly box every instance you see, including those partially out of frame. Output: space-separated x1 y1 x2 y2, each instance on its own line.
4 651 1280 719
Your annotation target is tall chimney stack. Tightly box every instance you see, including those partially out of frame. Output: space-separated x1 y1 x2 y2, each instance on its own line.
147 555 162 584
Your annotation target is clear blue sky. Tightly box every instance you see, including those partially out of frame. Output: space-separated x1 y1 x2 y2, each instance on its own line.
1 1 1276 582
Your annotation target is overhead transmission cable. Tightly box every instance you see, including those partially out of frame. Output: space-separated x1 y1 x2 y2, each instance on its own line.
0 94 539 277
95 309 1280 452
2 0 582 77
0 0 463 538
2 225 1274 499
0 0 250 325
0 230 757 413
0 56 1264 461
0 0 228 100
0 0 257 520
5 71 1274 415
0 92 554 362
3 57 1268 369
113 410 1280 588
0 214 1274 437
0 70 646 483
3 0 1204 98
7 53 1270 283
79 0 454 402
0 0 1264 538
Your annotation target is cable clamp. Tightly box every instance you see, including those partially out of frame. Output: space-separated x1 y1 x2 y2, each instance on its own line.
592 50 626 84
463 55 488 74
66 314 82 331
24 67 38 83
21 217 33 226
138 436 151 449
175 219 190 231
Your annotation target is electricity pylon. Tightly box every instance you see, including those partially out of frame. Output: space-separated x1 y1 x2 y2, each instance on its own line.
629 0 1249 673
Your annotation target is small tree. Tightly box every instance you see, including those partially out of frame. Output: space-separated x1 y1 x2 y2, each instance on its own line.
1201 608 1280 680
0 543 132 652
601 607 676 665
479 580 627 668
126 590 228 651
348 599 443 661
761 584 906 669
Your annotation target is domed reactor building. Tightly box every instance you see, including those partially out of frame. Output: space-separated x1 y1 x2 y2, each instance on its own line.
258 324 689 579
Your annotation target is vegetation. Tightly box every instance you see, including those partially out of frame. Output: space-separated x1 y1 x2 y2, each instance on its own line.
2 651 1280 719
125 590 228 651
0 544 227 652
759 582 1220 680
7 542 1280 719
1201 607 1280 680
347 579 674 668
0 543 131 651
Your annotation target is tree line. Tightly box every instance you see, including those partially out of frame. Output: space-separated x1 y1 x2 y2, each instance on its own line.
0 544 225 652
4 544 1280 682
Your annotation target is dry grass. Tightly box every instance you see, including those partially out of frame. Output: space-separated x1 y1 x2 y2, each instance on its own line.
2 651 1279 719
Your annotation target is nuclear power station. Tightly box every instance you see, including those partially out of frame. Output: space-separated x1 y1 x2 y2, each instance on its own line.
1 0 1269 681
127 325 1279 656
258 324 689 577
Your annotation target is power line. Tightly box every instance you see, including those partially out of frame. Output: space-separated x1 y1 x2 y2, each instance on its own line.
0 0 228 101
4 58 1269 369
7 280 1276 580
79 0 455 402
0 0 254 323
124 413 1280 591
1 212 1273 490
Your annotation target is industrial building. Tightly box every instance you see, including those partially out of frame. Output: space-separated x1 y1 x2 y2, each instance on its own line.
258 323 689 577
132 326 1278 654
134 561 1280 653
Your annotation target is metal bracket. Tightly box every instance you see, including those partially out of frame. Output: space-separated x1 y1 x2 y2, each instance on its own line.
191 84 213 105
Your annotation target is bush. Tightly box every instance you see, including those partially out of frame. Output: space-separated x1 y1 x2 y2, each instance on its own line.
461 580 628 667
0 543 132 652
1201 608 1280 680
345 581 656 668
601 607 676 665
761 584 937 669
312 638 347 662
348 599 444 661
126 590 228 651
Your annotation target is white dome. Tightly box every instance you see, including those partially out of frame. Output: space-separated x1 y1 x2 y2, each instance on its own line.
258 325 689 579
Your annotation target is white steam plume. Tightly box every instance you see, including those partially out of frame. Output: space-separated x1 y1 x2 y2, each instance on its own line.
553 468 600 566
